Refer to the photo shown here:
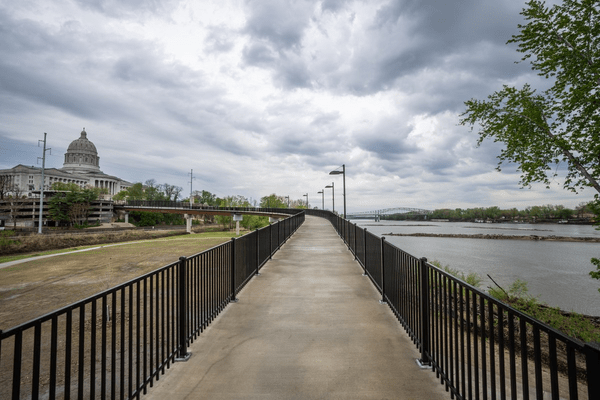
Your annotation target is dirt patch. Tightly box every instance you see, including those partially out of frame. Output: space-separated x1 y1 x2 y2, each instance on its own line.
0 234 231 330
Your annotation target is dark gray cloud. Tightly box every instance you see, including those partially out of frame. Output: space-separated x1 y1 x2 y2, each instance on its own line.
74 0 180 18
321 0 348 13
243 0 313 49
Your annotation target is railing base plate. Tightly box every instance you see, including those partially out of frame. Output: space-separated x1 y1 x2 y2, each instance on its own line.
175 352 192 362
414 359 432 369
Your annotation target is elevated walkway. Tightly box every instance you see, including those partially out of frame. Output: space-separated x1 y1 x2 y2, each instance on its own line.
142 216 449 399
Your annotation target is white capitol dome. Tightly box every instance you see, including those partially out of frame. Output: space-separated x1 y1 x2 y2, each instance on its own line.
62 128 101 173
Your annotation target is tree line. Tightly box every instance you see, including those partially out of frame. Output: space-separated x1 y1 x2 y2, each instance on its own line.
384 203 596 222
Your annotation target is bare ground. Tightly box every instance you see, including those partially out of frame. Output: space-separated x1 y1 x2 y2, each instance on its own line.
0 232 233 330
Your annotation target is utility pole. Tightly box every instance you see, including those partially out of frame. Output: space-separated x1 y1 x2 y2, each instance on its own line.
37 133 51 234
188 169 195 206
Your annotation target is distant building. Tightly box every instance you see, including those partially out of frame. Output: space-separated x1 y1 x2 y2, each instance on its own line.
0 128 132 199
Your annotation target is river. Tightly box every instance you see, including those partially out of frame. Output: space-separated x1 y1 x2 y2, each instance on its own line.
351 220 600 316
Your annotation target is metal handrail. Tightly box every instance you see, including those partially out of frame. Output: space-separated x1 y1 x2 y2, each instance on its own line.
306 208 600 400
0 212 305 399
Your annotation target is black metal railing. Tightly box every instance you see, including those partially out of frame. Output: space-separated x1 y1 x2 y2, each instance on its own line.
306 209 600 400
0 212 304 399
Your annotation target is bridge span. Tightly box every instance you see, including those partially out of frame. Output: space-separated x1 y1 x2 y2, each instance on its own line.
114 200 299 232
347 206 432 220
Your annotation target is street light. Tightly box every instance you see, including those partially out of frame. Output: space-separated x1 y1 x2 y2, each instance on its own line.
317 190 324 210
329 164 346 219
303 193 309 209
325 182 334 213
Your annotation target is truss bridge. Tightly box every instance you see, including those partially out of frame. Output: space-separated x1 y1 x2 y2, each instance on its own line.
346 207 432 220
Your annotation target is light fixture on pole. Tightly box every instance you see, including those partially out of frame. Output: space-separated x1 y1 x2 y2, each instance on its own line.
329 164 346 219
325 182 334 213
317 190 324 210
303 193 309 209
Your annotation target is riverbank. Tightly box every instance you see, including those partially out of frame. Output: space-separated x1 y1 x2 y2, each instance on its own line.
383 232 600 242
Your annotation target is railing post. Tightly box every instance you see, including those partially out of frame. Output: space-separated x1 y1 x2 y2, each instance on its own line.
362 228 368 276
269 223 273 259
379 237 386 304
231 238 238 303
255 229 261 276
175 256 191 361
353 223 357 260
586 342 600 399
418 257 431 367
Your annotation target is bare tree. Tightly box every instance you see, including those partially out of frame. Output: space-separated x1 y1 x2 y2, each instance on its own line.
0 175 13 200
162 183 183 201
7 185 25 229
69 202 90 226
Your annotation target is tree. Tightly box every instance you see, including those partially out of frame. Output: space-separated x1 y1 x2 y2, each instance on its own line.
48 183 99 227
3 184 26 229
260 194 287 208
460 0 600 289
113 183 145 201
461 0 599 194
0 175 14 200
192 190 218 206
161 183 182 201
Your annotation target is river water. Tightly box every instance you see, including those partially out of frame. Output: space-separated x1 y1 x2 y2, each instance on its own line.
351 220 600 316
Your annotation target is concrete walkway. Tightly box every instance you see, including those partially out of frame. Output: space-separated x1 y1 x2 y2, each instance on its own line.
142 216 449 400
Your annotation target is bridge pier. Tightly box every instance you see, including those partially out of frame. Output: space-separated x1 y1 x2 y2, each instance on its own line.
233 214 243 236
184 214 192 233
124 212 129 224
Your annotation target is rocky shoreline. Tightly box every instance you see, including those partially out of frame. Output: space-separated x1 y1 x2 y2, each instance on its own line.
382 232 600 242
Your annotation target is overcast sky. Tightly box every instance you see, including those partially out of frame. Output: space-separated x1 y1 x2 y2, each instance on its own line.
0 0 589 212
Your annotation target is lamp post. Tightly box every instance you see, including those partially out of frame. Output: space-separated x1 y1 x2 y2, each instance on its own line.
303 193 309 209
325 182 334 213
329 164 346 219
317 190 324 210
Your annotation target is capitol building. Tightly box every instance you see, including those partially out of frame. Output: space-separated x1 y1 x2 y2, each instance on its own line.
1 128 132 198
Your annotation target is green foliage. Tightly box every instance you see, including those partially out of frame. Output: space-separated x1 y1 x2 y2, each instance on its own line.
260 194 287 208
430 260 482 288
241 215 269 230
214 195 253 230
385 203 583 222
113 183 145 201
192 190 219 206
128 211 185 227
489 278 600 342
0 230 19 247
48 183 99 227
461 0 600 194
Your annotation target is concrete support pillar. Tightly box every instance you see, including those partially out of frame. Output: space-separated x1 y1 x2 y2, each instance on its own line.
185 214 192 233
124 212 129 224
